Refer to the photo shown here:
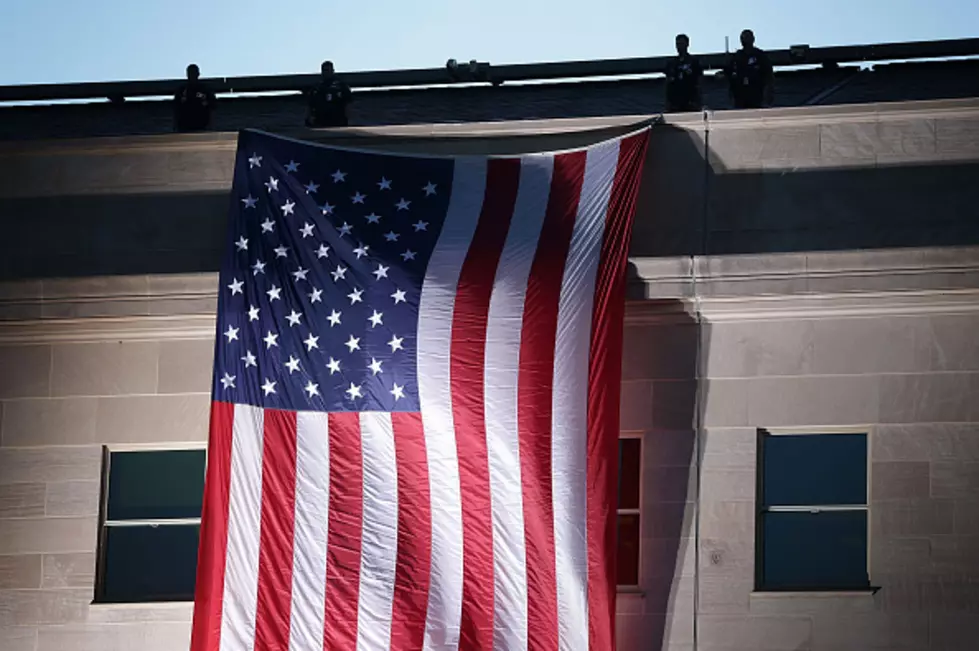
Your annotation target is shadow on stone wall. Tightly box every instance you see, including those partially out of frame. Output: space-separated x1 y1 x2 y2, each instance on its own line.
624 269 709 651
2 121 979 280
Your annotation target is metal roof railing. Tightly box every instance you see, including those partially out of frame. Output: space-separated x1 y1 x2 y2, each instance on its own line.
1 37 977 104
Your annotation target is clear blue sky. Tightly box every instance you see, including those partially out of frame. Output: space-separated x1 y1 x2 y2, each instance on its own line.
0 0 975 86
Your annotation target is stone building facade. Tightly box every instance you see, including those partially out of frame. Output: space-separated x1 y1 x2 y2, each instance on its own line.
1 99 978 650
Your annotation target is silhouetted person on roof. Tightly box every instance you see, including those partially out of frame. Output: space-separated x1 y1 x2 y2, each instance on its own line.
729 29 774 109
173 64 216 132
305 61 352 128
664 34 703 113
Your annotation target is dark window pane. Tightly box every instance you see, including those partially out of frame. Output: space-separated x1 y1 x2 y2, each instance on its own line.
107 450 205 520
616 514 640 586
619 438 641 510
762 434 867 506
100 524 200 602
760 511 868 590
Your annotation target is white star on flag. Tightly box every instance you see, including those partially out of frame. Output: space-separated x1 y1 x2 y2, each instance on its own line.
224 326 239 342
305 181 319 194
274 246 289 258
284 160 300 173
292 267 309 281
378 177 392 190
220 373 236 389
413 220 429 232
286 310 302 327
345 335 360 352
328 310 342 327
285 356 301 374
280 200 295 216
345 383 362 400
401 249 417 261
390 382 405 400
423 181 437 195
248 153 262 168
327 357 341 374
263 331 279 349
368 357 383 375
396 198 411 211
351 192 366 204
228 279 244 295
373 264 389 280
339 222 353 237
316 244 330 259
304 381 320 398
265 176 279 192
368 310 383 327
267 285 282 301
262 378 276 395
388 335 404 352
241 351 257 367
252 260 266 276
365 213 381 224
332 169 346 183
308 288 323 303
235 237 248 251
248 305 260 321
384 231 399 242
331 265 347 282
304 334 319 351
348 288 363 304
300 222 315 238
241 195 257 208
353 244 370 259
391 289 407 304
261 218 275 233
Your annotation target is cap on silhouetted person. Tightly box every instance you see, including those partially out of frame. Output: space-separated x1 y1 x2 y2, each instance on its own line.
173 63 217 132
728 29 774 109
664 33 703 113
305 60 353 128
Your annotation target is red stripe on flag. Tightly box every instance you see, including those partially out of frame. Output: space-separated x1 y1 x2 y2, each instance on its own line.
324 412 364 651
586 132 649 650
254 408 299 651
518 150 587 650
451 157 521 650
389 412 432 650
189 401 235 651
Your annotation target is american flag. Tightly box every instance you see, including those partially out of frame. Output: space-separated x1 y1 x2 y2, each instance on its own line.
190 127 649 651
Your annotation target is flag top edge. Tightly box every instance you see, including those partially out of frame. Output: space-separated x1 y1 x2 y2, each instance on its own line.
239 122 654 162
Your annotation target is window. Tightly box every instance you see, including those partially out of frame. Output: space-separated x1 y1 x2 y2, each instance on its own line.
756 431 870 592
617 437 641 586
96 448 206 603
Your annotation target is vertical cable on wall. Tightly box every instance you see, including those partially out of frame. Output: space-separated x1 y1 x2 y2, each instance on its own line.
690 106 713 651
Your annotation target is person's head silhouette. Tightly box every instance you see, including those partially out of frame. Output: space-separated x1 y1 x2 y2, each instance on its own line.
740 29 755 49
675 34 690 56
186 64 201 82
321 60 335 80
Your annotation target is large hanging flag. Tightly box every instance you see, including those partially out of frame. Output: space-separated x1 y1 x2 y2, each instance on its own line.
190 126 649 651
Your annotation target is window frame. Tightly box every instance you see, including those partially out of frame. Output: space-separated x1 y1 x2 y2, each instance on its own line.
754 427 872 593
94 443 208 604
616 432 643 589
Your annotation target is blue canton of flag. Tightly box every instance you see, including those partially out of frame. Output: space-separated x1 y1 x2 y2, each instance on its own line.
213 129 453 412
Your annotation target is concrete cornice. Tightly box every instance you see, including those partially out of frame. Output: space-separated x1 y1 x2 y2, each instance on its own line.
1 246 977 342
3 98 978 157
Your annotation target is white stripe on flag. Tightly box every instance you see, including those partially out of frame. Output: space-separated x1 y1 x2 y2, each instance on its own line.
220 404 265 651
417 157 488 650
357 412 399 651
288 411 330 651
552 139 620 650
484 153 555 650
